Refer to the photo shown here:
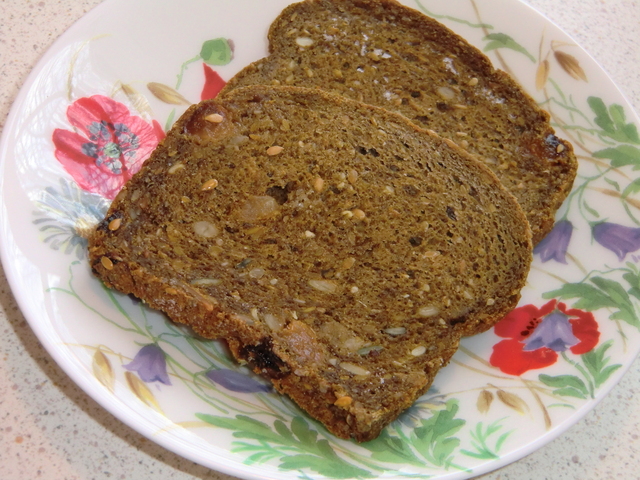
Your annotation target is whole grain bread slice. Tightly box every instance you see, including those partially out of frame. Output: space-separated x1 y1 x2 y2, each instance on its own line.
220 0 577 244
88 85 532 442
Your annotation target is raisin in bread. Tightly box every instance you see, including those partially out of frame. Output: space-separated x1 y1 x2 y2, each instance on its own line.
88 86 532 442
220 0 577 245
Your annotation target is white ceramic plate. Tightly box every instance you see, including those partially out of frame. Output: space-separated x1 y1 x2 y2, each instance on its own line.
2 1 640 479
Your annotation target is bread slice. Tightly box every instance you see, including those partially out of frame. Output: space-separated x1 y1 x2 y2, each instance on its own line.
88 85 532 442
220 0 577 245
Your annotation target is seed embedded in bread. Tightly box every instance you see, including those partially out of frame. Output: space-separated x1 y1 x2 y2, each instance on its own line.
108 218 122 231
200 178 218 191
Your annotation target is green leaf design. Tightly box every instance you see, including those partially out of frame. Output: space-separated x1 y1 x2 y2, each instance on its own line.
622 271 640 301
623 124 640 143
200 38 233 66
620 179 640 225
622 178 640 200
587 96 640 144
593 145 640 169
543 283 617 311
411 399 466 468
483 33 535 62
291 416 318 445
235 442 284 464
195 413 373 478
590 276 633 308
196 413 286 444
609 104 626 125
280 450 372 479
549 387 588 399
582 201 600 218
361 429 424 466
274 419 295 442
604 177 621 192
581 340 623 389
589 96 614 132
590 277 640 329
538 374 588 399
460 420 512 460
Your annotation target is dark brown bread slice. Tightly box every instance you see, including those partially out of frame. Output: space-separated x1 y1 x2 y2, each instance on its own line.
88 85 532 442
220 0 577 245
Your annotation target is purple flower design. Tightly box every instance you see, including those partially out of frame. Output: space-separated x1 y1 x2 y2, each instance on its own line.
533 220 573 264
206 369 271 393
124 344 171 385
592 222 640 260
521 311 579 352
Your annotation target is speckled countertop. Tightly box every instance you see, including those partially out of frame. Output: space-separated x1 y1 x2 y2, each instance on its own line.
1 1 639 479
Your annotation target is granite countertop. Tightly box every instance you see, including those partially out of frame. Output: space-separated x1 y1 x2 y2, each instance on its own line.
1 1 639 479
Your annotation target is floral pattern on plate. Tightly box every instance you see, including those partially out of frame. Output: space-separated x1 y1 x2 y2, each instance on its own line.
52 94 164 199
2 0 639 479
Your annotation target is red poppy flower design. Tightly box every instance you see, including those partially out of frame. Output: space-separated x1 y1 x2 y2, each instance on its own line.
490 300 600 376
52 95 164 199
201 64 227 100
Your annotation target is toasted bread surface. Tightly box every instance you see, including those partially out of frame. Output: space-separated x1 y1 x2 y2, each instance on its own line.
89 86 532 441
221 0 577 244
